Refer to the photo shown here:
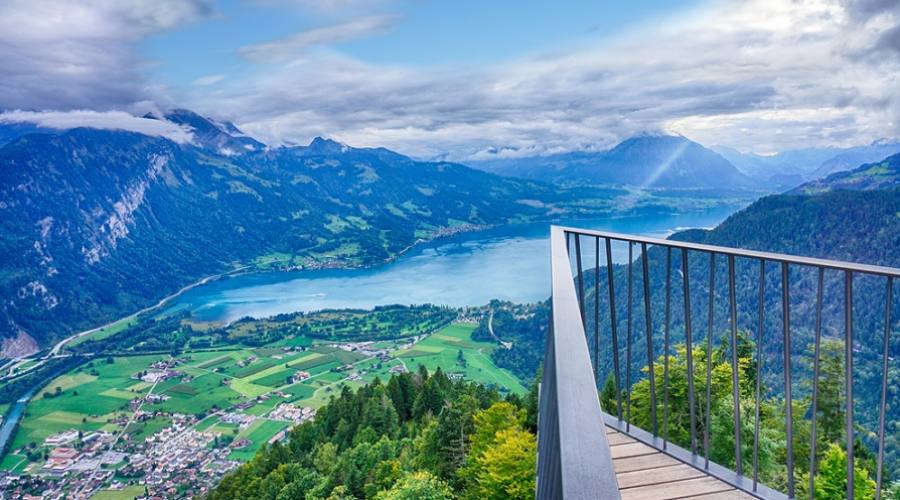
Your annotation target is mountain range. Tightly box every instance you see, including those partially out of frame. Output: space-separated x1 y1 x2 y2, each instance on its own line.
471 134 900 191
469 133 757 190
0 110 586 356
2 107 898 357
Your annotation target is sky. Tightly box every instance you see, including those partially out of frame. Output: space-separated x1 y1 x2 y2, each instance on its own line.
0 0 898 159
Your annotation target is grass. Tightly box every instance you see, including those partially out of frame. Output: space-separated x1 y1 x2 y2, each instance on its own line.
122 415 171 442
69 315 139 348
396 324 526 395
4 319 527 480
252 369 297 388
0 453 29 474
90 484 146 500
228 419 289 461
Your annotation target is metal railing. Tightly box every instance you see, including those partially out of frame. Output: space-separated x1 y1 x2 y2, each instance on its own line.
536 226 621 499
537 225 898 500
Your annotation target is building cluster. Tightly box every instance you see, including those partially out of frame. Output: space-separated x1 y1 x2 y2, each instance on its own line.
41 431 117 476
1 413 241 499
267 403 315 424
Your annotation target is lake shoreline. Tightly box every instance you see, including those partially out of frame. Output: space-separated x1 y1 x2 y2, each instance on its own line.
166 204 746 325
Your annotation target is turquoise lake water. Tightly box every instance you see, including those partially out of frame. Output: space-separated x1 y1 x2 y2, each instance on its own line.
167 206 743 323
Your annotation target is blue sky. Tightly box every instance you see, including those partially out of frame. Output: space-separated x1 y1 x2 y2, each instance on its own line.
141 0 699 90
0 0 898 159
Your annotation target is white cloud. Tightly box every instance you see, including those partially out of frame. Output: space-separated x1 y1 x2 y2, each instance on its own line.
190 0 900 159
0 0 213 110
0 110 195 144
238 14 397 62
192 74 227 86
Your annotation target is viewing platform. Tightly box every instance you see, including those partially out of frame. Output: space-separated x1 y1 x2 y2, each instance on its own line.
537 226 898 499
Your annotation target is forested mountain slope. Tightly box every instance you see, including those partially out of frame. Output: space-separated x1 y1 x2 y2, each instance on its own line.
0 111 579 354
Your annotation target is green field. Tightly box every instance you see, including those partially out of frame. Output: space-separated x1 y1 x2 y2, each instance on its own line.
397 324 526 394
70 315 140 348
90 485 146 500
2 318 528 480
227 419 290 461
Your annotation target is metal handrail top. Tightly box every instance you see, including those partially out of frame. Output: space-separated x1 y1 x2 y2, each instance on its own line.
556 225 900 278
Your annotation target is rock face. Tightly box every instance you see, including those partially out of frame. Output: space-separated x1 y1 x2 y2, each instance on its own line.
1 331 39 358
0 112 561 350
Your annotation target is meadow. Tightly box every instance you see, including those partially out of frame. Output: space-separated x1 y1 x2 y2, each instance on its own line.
0 319 525 480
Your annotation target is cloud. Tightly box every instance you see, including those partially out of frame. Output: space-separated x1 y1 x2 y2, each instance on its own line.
0 0 213 111
238 14 397 62
254 0 389 14
0 110 195 143
190 0 900 159
192 74 227 86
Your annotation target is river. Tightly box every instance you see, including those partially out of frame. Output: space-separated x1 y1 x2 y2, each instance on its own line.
165 206 743 324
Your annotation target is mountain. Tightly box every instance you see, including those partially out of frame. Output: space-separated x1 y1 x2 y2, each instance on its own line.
156 109 266 155
470 133 756 190
790 152 900 194
806 139 900 180
0 122 57 148
711 145 837 189
714 140 900 186
0 112 576 355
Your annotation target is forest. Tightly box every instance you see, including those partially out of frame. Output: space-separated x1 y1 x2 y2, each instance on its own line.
210 366 538 499
601 333 900 499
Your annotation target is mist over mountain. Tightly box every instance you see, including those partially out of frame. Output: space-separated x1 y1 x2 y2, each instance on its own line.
714 140 900 188
469 134 757 190
790 151 900 194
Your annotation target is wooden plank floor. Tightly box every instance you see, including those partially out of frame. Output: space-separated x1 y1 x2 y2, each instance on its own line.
607 426 756 500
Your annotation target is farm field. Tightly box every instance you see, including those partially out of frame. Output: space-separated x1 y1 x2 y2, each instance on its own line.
0 315 525 494
396 324 527 394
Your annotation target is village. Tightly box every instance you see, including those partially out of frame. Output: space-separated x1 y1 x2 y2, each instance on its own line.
0 337 429 499
0 310 524 499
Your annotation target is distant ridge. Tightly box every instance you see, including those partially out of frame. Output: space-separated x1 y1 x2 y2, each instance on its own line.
468 133 756 190
0 109 566 354
790 152 900 194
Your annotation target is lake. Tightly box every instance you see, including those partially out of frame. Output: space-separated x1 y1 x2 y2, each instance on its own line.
167 206 743 323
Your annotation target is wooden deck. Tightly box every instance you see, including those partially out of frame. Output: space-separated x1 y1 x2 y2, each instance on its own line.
608 426 756 499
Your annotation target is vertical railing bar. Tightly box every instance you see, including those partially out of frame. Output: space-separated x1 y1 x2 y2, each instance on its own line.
606 238 623 421
575 235 585 324
783 262 795 499
663 246 672 450
845 270 854 500
594 236 601 385
753 259 765 491
682 248 698 455
626 242 634 432
808 267 824 500
876 276 892 500
704 252 715 469
641 242 658 436
728 254 742 476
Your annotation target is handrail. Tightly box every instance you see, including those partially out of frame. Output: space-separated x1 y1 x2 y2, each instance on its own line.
536 226 621 499
555 226 900 278
555 225 899 500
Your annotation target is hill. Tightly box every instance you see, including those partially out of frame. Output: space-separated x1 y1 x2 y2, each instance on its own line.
471 133 756 190
714 140 900 187
0 111 579 354
790 152 900 194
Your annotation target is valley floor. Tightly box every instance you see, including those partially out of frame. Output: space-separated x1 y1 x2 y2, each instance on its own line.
0 320 523 498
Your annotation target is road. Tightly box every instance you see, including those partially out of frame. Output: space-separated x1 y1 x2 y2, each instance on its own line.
486 310 512 350
48 265 250 357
